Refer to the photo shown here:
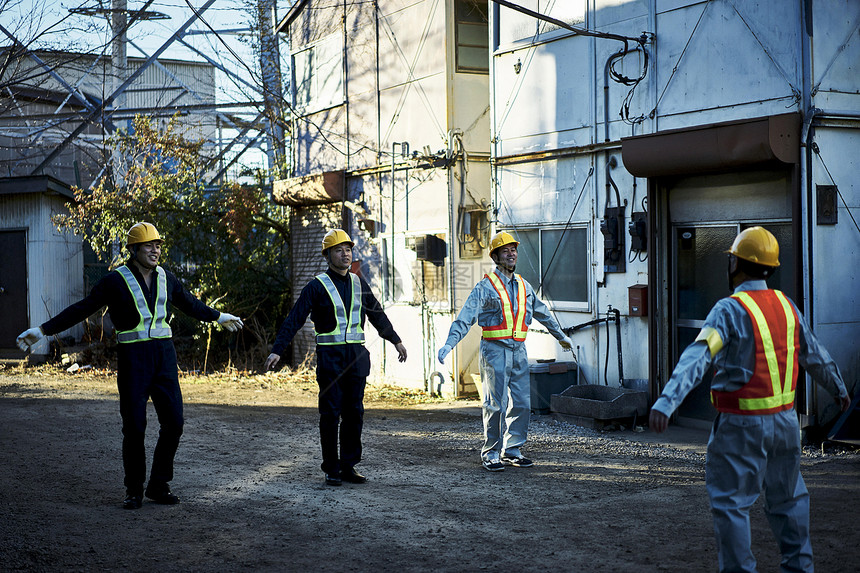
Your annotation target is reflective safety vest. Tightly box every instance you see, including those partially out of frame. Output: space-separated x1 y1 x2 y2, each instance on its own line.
314 273 365 345
482 272 528 342
710 289 799 415
115 265 173 344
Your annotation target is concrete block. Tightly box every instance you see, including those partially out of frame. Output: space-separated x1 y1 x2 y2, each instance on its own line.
551 384 649 422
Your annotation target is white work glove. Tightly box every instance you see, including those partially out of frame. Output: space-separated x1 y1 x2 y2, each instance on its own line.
16 326 44 351
437 344 452 364
264 353 281 371
217 312 244 332
558 336 574 351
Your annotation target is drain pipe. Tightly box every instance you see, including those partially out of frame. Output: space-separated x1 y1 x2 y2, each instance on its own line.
800 2 815 425
610 306 624 386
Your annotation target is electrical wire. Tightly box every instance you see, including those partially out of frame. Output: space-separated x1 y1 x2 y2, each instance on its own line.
812 141 860 237
537 166 594 296
611 46 649 125
648 0 711 120
0 0 159 91
492 164 594 331
726 0 800 104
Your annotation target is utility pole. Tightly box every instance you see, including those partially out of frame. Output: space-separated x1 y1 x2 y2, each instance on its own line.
111 0 128 123
257 0 285 181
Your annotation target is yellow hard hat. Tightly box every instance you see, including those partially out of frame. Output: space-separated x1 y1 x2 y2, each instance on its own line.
489 231 519 255
321 229 354 255
726 226 780 267
126 222 162 247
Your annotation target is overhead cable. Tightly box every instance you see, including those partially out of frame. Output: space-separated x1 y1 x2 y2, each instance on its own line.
490 0 646 48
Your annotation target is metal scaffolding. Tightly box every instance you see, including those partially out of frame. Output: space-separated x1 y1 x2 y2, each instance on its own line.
0 0 287 189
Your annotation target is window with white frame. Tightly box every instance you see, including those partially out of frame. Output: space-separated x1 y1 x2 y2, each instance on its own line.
496 0 586 48
292 33 344 113
456 0 489 73
510 226 589 309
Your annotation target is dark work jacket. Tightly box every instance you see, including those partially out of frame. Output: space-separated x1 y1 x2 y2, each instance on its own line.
41 262 219 337
271 268 401 357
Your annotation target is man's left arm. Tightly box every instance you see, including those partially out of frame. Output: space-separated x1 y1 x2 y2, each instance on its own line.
361 278 406 362
528 287 572 349
166 271 242 330
794 303 850 410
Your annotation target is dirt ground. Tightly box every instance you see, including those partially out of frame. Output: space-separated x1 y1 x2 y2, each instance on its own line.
1 365 858 573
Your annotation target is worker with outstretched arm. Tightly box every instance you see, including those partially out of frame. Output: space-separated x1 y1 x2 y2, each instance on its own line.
264 229 407 487
17 222 244 509
649 226 851 572
438 231 573 471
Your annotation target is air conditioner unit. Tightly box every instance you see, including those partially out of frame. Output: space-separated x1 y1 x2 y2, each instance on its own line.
413 234 447 265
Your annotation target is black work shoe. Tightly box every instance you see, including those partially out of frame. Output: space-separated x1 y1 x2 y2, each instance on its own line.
123 494 143 510
501 454 534 468
340 467 367 484
482 459 505 472
325 473 342 486
144 483 180 505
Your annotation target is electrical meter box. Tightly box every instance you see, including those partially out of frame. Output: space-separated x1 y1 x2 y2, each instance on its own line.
629 284 648 317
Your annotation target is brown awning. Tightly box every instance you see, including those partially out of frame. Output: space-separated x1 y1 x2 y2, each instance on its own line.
621 113 800 177
272 171 344 206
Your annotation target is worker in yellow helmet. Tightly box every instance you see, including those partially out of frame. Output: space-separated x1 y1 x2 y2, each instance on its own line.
650 226 850 572
437 231 573 471
265 229 407 486
17 222 244 510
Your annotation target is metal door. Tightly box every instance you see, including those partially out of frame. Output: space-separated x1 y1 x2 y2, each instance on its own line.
0 231 29 350
672 225 737 422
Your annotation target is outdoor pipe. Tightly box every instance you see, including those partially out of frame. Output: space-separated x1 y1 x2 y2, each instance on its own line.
562 306 624 387
610 306 624 386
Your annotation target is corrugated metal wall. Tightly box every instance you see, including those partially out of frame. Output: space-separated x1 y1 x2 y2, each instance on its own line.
0 193 84 353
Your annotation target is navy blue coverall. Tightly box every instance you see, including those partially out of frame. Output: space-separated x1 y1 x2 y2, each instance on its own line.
271 268 402 475
41 262 219 495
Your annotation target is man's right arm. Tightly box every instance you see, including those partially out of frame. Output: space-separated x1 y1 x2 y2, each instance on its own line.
437 282 485 364
650 302 731 432
266 283 316 368
651 342 713 418
41 274 113 336
443 283 485 349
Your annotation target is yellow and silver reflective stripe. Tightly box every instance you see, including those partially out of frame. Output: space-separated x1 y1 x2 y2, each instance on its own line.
737 390 796 411
343 274 364 342
116 265 149 342
512 275 527 339
775 291 796 394
483 272 515 339
314 274 365 345
149 268 172 338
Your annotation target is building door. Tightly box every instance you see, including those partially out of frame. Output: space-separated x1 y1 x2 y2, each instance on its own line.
665 168 796 424
0 230 28 351
672 224 737 422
